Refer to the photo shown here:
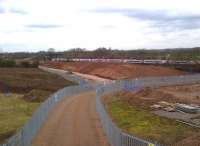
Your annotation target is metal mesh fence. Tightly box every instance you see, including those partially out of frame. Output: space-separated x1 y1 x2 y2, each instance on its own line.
1 66 200 146
96 74 200 146
39 66 89 85
1 84 93 146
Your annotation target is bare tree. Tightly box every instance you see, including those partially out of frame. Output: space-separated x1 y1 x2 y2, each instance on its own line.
48 48 55 53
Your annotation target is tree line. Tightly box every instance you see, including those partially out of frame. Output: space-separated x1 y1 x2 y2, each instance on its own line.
63 47 200 61
0 59 39 68
1 47 200 61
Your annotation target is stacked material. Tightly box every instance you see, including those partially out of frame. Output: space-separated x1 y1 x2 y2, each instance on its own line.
175 104 200 113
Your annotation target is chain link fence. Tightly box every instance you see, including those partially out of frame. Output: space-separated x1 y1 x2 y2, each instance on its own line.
96 74 200 146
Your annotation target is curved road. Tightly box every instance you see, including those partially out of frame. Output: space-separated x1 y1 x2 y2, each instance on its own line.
32 91 109 146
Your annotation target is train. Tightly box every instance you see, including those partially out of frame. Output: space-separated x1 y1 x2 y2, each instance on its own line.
51 58 199 65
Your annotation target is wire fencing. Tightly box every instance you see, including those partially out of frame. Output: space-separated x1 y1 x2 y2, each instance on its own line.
96 74 200 146
1 84 93 146
1 67 200 146
39 66 89 85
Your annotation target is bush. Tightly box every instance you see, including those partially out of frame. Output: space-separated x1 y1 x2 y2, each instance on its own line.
0 59 39 68
0 59 16 67
20 61 39 68
20 61 31 68
31 61 39 68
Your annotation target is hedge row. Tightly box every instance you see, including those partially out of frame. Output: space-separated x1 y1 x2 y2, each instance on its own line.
0 59 39 68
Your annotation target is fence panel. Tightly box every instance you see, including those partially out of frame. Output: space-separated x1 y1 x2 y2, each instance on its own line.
1 84 93 146
96 74 200 146
1 71 200 146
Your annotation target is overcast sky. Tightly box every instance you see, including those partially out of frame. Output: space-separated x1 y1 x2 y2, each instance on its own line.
0 0 200 52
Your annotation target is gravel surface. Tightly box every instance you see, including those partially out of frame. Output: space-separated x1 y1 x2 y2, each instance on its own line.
32 91 109 146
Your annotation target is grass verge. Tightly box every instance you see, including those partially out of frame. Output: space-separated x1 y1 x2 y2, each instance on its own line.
0 68 76 143
106 97 199 145
0 94 40 144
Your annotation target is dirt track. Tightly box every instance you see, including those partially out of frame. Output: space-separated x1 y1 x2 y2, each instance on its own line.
32 91 109 146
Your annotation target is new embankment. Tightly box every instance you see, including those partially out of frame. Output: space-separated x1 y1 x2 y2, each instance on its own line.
2 66 200 146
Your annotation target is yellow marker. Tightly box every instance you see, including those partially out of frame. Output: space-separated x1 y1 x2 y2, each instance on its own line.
148 144 155 146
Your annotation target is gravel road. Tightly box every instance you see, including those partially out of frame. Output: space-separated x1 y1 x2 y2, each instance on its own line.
31 91 109 146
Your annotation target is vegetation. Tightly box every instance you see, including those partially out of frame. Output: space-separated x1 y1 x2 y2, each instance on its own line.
163 64 200 72
20 61 39 68
0 59 39 68
0 68 76 102
0 68 76 143
0 94 40 144
0 59 16 67
1 47 200 61
63 47 200 61
105 96 199 145
62 48 200 72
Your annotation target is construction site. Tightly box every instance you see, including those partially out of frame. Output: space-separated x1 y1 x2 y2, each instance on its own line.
1 0 200 145
43 61 187 80
0 53 199 146
42 61 200 146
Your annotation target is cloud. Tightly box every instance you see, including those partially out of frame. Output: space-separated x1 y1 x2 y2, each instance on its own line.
9 8 28 15
101 25 116 29
0 6 5 13
0 6 27 15
2 0 200 52
26 24 63 29
0 7 5 14
0 0 27 15
0 0 6 2
94 8 200 32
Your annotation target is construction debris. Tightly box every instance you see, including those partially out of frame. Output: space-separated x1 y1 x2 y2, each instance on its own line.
175 104 200 114
150 104 162 109
158 101 174 107
151 101 176 112
164 107 175 112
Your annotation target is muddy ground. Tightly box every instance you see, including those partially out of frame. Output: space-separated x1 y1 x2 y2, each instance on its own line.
117 84 200 108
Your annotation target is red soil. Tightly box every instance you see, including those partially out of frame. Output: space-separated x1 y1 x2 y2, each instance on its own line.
43 61 187 80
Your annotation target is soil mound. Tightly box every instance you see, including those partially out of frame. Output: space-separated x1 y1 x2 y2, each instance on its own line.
43 62 187 80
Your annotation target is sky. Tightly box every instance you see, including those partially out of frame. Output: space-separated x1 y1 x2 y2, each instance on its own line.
0 0 200 52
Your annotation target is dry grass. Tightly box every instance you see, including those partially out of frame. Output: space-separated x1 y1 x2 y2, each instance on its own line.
0 68 76 101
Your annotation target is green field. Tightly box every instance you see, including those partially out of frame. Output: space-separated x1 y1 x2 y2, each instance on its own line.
0 94 39 144
105 97 199 145
0 68 76 143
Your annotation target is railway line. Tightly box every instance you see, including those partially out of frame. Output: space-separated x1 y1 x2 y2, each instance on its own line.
51 58 200 65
